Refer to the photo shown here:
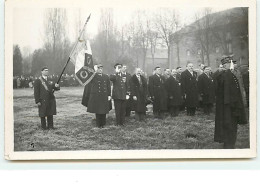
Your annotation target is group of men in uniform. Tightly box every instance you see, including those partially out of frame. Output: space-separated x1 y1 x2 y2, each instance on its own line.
34 55 248 149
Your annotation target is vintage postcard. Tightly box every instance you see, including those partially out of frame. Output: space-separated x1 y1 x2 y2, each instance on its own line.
4 0 257 160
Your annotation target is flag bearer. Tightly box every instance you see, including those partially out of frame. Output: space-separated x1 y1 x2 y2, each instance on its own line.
34 67 60 130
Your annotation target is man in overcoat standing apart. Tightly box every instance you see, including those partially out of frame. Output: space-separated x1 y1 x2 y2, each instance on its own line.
214 56 247 149
110 63 130 126
148 66 167 118
82 64 112 128
181 62 199 116
34 67 60 130
130 68 148 121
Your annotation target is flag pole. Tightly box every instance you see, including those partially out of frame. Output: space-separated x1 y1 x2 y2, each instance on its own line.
56 13 91 84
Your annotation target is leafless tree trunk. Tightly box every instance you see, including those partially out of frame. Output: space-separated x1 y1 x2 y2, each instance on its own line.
43 8 68 73
194 8 212 66
153 8 179 68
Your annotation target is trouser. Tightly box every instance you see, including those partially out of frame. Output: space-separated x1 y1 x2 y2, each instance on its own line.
40 116 53 129
96 114 106 128
169 106 180 117
135 111 145 121
187 107 196 116
114 99 127 125
125 105 131 117
153 110 164 119
203 103 213 115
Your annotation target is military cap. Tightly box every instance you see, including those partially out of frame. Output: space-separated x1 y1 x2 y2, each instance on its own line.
114 63 122 69
221 55 234 65
41 66 48 71
97 64 103 68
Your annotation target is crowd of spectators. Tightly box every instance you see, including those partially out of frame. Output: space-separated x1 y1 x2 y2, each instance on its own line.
13 74 81 89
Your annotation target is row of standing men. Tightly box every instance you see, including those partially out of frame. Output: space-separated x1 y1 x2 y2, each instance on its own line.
34 57 248 148
82 62 221 127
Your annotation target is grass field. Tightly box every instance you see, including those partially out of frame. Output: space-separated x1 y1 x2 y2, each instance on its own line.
13 87 250 151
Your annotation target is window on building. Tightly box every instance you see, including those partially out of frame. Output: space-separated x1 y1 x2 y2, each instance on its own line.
187 49 190 56
215 47 220 53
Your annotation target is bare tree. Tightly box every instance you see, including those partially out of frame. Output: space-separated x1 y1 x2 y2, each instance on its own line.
153 8 178 68
43 8 69 73
194 8 213 66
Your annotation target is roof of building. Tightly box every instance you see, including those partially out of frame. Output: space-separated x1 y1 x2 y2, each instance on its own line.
173 7 248 36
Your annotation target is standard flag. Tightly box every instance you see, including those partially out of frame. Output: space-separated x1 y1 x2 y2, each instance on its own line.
70 39 95 86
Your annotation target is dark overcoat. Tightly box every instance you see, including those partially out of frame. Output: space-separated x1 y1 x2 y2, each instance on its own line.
181 70 199 107
82 73 112 114
148 74 167 112
34 76 60 117
198 73 215 104
165 76 183 106
110 73 130 100
214 70 247 143
130 74 148 113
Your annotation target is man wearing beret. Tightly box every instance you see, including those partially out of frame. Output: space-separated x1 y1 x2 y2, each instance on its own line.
34 67 60 130
110 63 130 126
214 56 247 149
82 64 112 128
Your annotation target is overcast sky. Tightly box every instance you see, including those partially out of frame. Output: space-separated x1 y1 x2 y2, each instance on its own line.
13 7 230 56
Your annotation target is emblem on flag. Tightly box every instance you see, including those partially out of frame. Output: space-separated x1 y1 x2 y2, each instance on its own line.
70 40 95 86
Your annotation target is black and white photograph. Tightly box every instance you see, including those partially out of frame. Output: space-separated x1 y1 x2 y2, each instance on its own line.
4 0 256 160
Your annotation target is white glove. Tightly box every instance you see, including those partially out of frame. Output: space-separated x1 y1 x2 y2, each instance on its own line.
108 96 111 101
133 96 137 101
55 83 60 88
126 95 130 100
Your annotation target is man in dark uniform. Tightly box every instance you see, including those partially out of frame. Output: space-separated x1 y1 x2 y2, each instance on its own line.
214 57 247 149
198 66 215 115
82 64 111 128
148 66 167 118
121 64 132 117
110 63 130 126
165 69 183 117
181 62 199 116
130 68 148 121
34 67 60 130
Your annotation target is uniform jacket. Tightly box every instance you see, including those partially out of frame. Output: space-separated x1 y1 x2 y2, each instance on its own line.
214 70 247 143
198 73 215 104
148 74 167 111
181 69 199 107
82 73 112 114
110 73 130 100
130 74 148 113
165 76 183 106
122 72 132 108
34 76 60 117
